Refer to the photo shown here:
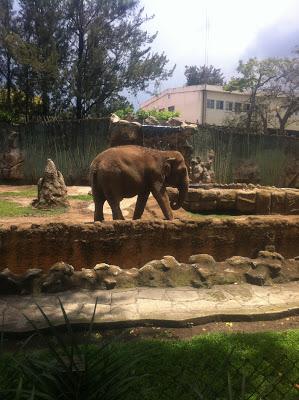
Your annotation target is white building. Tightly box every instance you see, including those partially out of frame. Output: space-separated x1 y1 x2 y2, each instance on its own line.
141 84 299 131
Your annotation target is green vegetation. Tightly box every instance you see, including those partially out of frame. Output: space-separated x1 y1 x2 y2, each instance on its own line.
114 107 180 122
69 194 92 201
185 64 225 86
0 199 66 217
0 0 174 121
188 212 235 219
0 330 298 399
0 188 37 198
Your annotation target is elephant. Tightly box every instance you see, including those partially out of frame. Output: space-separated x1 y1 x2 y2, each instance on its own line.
90 145 189 221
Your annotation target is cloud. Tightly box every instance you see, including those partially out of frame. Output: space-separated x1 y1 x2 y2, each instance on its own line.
244 5 299 59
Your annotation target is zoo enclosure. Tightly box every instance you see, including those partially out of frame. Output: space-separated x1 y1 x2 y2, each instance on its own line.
1 119 298 186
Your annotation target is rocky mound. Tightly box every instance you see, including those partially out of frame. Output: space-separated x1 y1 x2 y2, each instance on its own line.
1 247 298 295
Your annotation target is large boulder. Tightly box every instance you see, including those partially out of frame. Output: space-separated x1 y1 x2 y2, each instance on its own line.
32 159 70 209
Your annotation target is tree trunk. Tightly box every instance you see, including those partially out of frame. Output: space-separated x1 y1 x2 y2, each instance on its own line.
6 54 12 110
76 27 84 119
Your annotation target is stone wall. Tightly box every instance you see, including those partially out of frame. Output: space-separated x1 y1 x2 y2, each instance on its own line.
173 186 299 214
0 219 298 274
109 115 196 168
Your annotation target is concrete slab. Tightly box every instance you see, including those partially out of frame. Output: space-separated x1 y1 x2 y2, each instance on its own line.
0 282 298 333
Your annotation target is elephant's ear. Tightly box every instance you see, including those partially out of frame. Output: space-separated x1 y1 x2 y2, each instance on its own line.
163 158 176 178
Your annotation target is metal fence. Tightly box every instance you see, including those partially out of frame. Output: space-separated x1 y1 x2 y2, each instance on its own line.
174 350 299 400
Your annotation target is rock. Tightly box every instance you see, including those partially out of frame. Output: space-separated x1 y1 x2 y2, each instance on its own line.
271 191 286 213
116 268 139 288
256 191 271 214
32 159 70 209
195 266 216 281
236 190 256 214
258 250 284 261
109 119 142 147
0 130 24 180
104 278 117 289
189 254 216 265
94 263 110 271
78 268 97 286
217 189 236 211
50 261 74 275
191 279 206 288
167 117 186 127
161 256 180 270
245 267 269 286
110 113 120 123
144 116 159 125
254 261 282 279
108 265 122 277
42 273 72 293
189 151 215 185
285 191 299 214
226 256 254 270
0 268 21 294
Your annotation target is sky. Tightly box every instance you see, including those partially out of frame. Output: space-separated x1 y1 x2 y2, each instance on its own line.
133 0 299 108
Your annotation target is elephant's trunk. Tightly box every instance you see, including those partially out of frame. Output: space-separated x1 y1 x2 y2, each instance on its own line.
170 181 188 210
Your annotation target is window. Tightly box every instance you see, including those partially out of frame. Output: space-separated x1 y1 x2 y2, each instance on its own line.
235 102 242 113
216 100 224 110
159 108 165 112
243 103 250 112
225 101 233 111
168 105 175 111
167 94 171 99
207 99 215 109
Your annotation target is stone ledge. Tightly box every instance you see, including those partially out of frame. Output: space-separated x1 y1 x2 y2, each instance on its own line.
0 282 298 333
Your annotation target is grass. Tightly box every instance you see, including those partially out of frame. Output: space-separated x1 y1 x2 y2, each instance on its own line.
69 194 92 201
0 199 66 218
0 188 37 198
0 330 298 399
188 211 235 219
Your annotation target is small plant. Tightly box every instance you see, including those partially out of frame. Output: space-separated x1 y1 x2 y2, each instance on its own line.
1 299 144 400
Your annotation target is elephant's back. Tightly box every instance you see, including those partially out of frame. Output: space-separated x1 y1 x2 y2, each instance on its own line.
91 145 151 169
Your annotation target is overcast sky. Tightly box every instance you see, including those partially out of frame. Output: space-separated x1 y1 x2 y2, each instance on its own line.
133 0 299 108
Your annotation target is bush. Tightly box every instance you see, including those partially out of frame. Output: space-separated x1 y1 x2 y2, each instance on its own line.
114 108 180 122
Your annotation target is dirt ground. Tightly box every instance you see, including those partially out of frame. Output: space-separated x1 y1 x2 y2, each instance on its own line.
101 315 299 340
1 184 299 227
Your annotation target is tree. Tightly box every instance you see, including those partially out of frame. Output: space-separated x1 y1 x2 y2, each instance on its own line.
225 58 280 130
16 0 69 116
67 0 174 119
265 58 299 134
0 0 16 111
184 65 224 86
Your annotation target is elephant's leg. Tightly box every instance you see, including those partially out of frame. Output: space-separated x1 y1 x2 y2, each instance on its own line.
133 191 150 219
92 181 105 222
106 197 125 220
151 184 173 220
94 196 105 222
